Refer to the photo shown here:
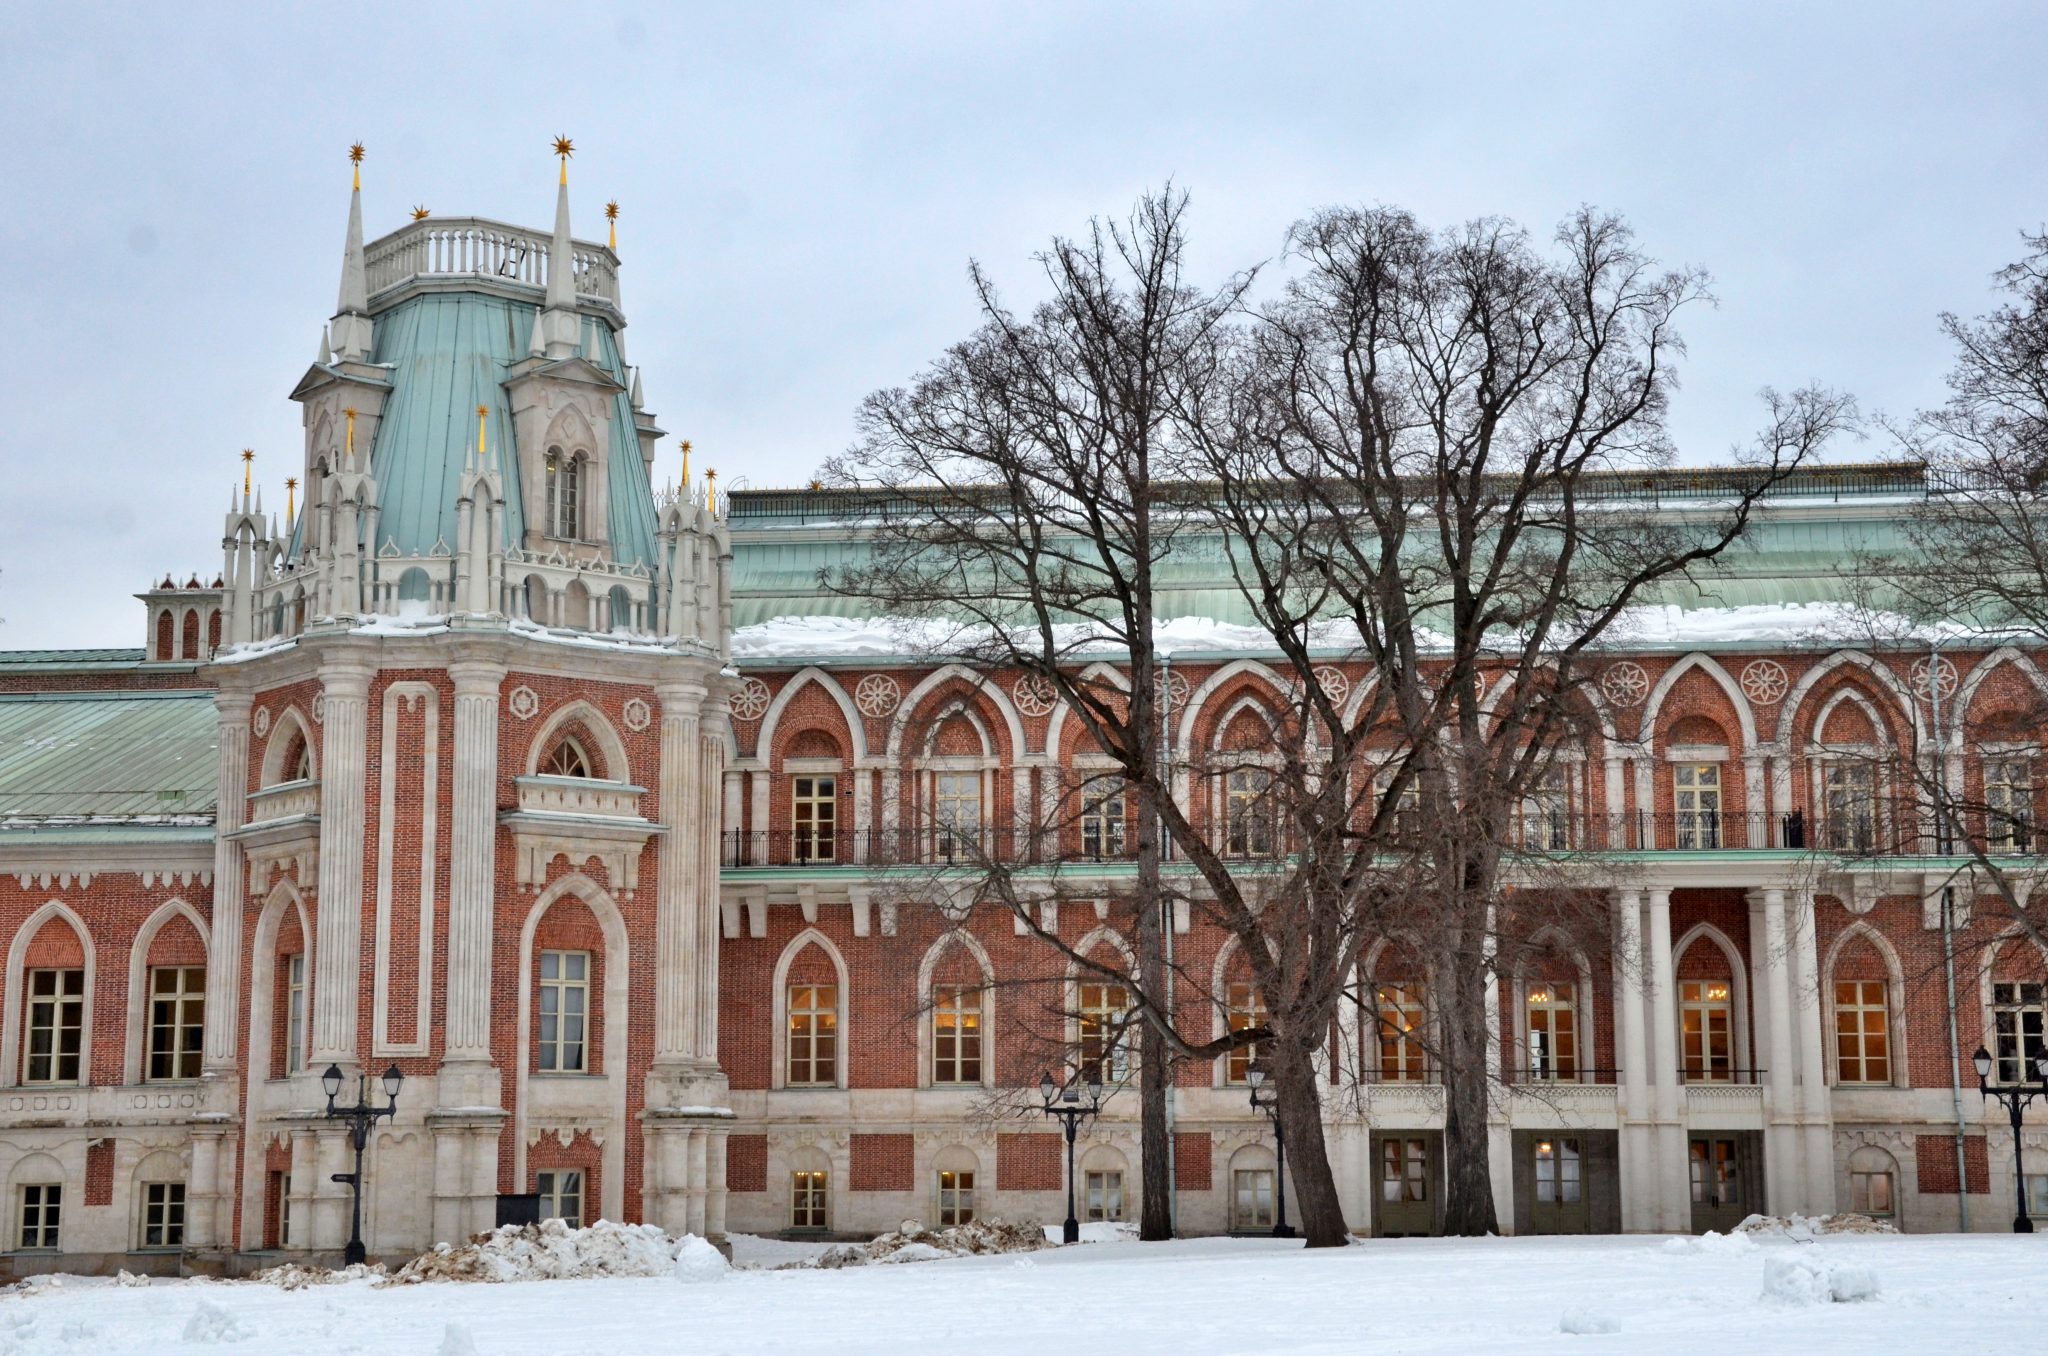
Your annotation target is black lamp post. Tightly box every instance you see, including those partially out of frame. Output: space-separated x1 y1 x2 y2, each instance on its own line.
322 1062 404 1265
1244 1064 1296 1238
1971 1044 2048 1233
1038 1067 1106 1244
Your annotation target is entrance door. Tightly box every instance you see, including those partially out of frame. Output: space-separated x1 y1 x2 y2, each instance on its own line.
1529 1136 1592 1234
1374 1132 1439 1237
1688 1134 1756 1232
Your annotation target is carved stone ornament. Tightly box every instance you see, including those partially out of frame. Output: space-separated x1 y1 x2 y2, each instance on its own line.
1600 661 1650 709
1153 667 1192 707
252 705 271 738
1310 666 1351 708
1910 654 1959 701
1740 659 1789 706
1012 673 1058 718
507 685 542 721
622 697 653 733
309 693 325 725
730 677 772 722
855 673 902 718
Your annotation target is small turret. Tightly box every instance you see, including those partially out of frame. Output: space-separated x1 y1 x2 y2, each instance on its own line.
330 144 374 363
536 137 582 360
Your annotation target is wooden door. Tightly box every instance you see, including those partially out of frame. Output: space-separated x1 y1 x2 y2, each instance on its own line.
1529 1136 1592 1234
1374 1132 1439 1237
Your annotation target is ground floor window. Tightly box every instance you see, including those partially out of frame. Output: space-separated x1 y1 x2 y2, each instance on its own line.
1231 1168 1274 1230
937 1170 975 1227
2028 1174 2048 1218
1849 1168 1895 1218
1533 1139 1581 1204
1084 1170 1124 1222
140 1181 185 1249
17 1184 60 1250
1381 1138 1429 1203
272 1171 292 1248
1688 1139 1742 1207
537 1170 584 1229
791 1170 829 1230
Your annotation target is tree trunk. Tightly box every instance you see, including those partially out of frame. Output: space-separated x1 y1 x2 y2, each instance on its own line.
1135 774 1174 1240
1271 1037 1349 1247
1438 949 1500 1236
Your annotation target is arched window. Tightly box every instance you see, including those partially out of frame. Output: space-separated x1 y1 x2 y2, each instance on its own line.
1525 980 1577 1080
1846 1145 1899 1220
545 449 583 540
287 736 312 784
1680 978 1735 1082
541 737 593 779
1374 981 1428 1083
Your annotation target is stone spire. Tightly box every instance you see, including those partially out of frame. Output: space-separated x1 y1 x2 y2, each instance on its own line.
331 143 375 363
537 136 582 359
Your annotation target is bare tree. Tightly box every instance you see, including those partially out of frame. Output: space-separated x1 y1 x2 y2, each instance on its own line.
1171 206 1849 1234
822 190 1254 1242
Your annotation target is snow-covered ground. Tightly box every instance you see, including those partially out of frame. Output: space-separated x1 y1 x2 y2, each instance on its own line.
4 1229 2039 1355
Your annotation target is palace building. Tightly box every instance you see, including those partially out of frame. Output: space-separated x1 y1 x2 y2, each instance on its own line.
0 155 2043 1272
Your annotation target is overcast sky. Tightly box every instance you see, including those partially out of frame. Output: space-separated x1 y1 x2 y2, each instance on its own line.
1 2 2042 649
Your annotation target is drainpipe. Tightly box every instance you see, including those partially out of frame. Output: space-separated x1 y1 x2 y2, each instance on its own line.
1930 634 1971 1232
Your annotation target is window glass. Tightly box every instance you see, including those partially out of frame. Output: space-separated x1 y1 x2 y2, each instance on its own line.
1680 978 1734 1082
1224 981 1267 1085
1834 980 1891 1084
1673 763 1722 849
1992 981 2047 1084
932 985 982 1085
147 966 205 1081
140 1181 185 1249
1374 983 1427 1082
791 1170 829 1229
18 1183 60 1250
1986 758 2035 851
937 1169 975 1226
1525 982 1578 1080
1084 1170 1124 1222
285 953 306 1076
1077 982 1131 1083
1233 1168 1274 1229
24 968 84 1084
793 776 838 862
787 984 838 1086
1226 769 1274 858
539 950 590 1073
1080 781 1126 859
536 1170 584 1229
1824 762 1877 851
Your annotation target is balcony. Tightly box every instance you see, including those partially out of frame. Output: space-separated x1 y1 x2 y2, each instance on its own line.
721 828 1144 870
363 216 620 308
501 775 660 896
230 778 322 880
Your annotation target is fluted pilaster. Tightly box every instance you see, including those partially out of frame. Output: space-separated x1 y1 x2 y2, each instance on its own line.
654 680 706 1063
312 665 372 1063
694 722 727 1059
444 661 506 1060
204 692 252 1069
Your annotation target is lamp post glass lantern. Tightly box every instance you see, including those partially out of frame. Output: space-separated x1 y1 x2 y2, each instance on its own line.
1971 1044 2048 1233
1245 1065 1295 1239
322 1062 404 1265
1039 1067 1106 1244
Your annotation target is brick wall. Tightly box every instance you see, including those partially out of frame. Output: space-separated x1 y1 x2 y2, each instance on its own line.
1916 1133 1990 1194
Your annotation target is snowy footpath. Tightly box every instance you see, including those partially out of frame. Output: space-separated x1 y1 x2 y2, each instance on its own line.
1 1227 2040 1356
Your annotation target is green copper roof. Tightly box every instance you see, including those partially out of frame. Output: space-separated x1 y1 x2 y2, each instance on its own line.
0 691 217 822
297 292 660 571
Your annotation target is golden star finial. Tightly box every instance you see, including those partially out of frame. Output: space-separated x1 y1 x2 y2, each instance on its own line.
240 447 254 495
553 135 575 160
285 476 299 523
605 198 619 249
411 205 431 221
348 141 365 190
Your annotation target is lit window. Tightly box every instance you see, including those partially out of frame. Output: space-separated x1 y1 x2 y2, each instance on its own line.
147 966 205 1081
1374 983 1427 1083
1986 757 2035 852
23 968 84 1084
1672 763 1721 849
793 776 837 862
1834 980 1891 1084
1077 982 1131 1083
1991 981 2046 1085
1680 979 1734 1082
937 1169 975 1226
17 1184 60 1250
1525 982 1578 1080
536 1170 583 1228
1849 1168 1894 1217
1080 781 1126 859
932 985 982 1085
1534 1139 1581 1204
542 737 594 779
140 1181 185 1249
1224 981 1266 1085
1225 769 1274 858
1824 762 1877 852
1518 765 1575 851
1232 1168 1275 1229
1380 1139 1428 1202
285 953 306 1076
933 773 981 860
1084 1169 1124 1222
791 1170 829 1230
538 951 590 1073
787 983 838 1086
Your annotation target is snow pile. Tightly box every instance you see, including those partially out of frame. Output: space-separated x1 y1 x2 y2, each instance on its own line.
1660 1229 1757 1256
113 1270 150 1287
673 1234 731 1283
1559 1307 1621 1334
438 1324 480 1356
1735 1213 1897 1239
384 1220 717 1285
1761 1252 1882 1304
252 1260 384 1289
792 1218 1052 1269
182 1299 251 1343
1042 1220 1140 1244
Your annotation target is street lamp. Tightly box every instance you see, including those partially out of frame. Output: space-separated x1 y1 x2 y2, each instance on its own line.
1970 1044 2048 1233
1244 1064 1296 1239
322 1062 404 1265
1038 1067 1106 1244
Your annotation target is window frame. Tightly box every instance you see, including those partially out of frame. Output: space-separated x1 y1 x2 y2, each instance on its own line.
1671 762 1722 849
790 1169 829 1231
23 967 84 1085
931 984 983 1087
936 1168 976 1227
1223 980 1267 1086
1679 978 1735 1083
1373 982 1429 1083
138 1180 186 1251
16 1182 60 1251
1079 779 1127 860
1083 1168 1124 1223
1523 980 1579 1081
785 982 839 1087
1232 1166 1275 1229
536 1169 584 1229
931 770 983 861
1224 767 1275 859
791 774 839 863
1985 754 2035 852
1832 978 1892 1085
537 949 591 1074
284 952 306 1077
146 964 205 1083
1076 980 1132 1084
1990 980 2046 1086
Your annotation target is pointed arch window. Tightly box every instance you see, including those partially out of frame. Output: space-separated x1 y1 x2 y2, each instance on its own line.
545 448 584 540
1524 981 1578 1081
541 736 594 779
287 737 312 784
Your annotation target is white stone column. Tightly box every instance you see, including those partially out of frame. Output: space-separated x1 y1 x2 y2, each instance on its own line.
1757 887 1801 1213
204 692 252 1073
655 680 707 1064
443 661 505 1064
1788 894 1835 1210
1614 887 1652 1230
1645 887 1685 1229
312 664 373 1065
695 726 727 1061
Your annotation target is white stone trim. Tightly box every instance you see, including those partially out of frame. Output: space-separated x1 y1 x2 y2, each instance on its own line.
770 928 852 1091
374 681 439 1057
1 902 96 1088
122 898 211 1086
